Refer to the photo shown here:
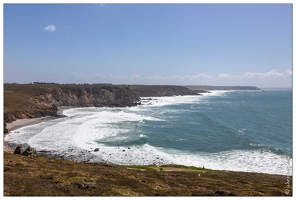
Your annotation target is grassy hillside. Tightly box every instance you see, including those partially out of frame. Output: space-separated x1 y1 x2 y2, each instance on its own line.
4 153 291 196
4 84 50 112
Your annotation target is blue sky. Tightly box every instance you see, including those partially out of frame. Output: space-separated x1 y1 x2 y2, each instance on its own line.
3 3 293 88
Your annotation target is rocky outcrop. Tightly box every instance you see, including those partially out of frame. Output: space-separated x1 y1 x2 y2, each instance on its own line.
21 146 37 158
13 144 37 158
13 144 23 155
4 105 58 123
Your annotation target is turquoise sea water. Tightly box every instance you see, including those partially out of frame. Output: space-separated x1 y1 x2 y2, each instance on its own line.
5 89 292 175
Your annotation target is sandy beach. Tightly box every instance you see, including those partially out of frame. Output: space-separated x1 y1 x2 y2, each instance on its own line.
3 106 72 153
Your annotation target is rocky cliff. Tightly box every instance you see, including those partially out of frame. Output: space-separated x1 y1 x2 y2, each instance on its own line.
4 84 140 125
4 84 200 132
40 84 140 108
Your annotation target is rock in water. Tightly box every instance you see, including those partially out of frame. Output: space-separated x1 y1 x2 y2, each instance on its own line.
94 148 99 152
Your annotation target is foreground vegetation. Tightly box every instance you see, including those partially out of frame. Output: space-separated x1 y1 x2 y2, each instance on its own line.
4 152 292 196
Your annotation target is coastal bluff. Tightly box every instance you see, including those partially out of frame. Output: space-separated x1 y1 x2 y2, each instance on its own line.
3 83 200 132
4 83 139 125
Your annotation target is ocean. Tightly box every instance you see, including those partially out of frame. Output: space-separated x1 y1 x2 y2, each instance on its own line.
5 89 292 175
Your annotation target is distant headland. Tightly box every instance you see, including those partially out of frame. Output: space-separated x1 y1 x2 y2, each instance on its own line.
185 85 261 91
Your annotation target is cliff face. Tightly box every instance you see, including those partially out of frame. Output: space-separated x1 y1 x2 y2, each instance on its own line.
41 85 140 108
3 84 199 131
4 105 58 123
4 84 140 124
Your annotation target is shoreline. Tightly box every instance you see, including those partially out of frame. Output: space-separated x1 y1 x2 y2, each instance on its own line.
3 105 292 177
3 106 72 153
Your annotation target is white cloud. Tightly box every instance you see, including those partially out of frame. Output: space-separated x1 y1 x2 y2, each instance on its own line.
71 73 212 85
218 74 232 78
93 74 105 79
138 74 212 83
69 69 292 88
285 69 292 76
44 24 56 32
130 75 141 79
218 73 242 79
192 74 212 79
164 74 211 80
214 69 292 88
243 69 292 79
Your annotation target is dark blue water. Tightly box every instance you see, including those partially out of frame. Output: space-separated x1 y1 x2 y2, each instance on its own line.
139 90 292 157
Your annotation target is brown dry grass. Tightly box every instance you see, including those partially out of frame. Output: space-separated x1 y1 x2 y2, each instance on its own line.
4 84 50 112
4 152 292 196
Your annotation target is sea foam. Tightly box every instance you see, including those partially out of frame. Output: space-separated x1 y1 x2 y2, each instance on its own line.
4 93 292 175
